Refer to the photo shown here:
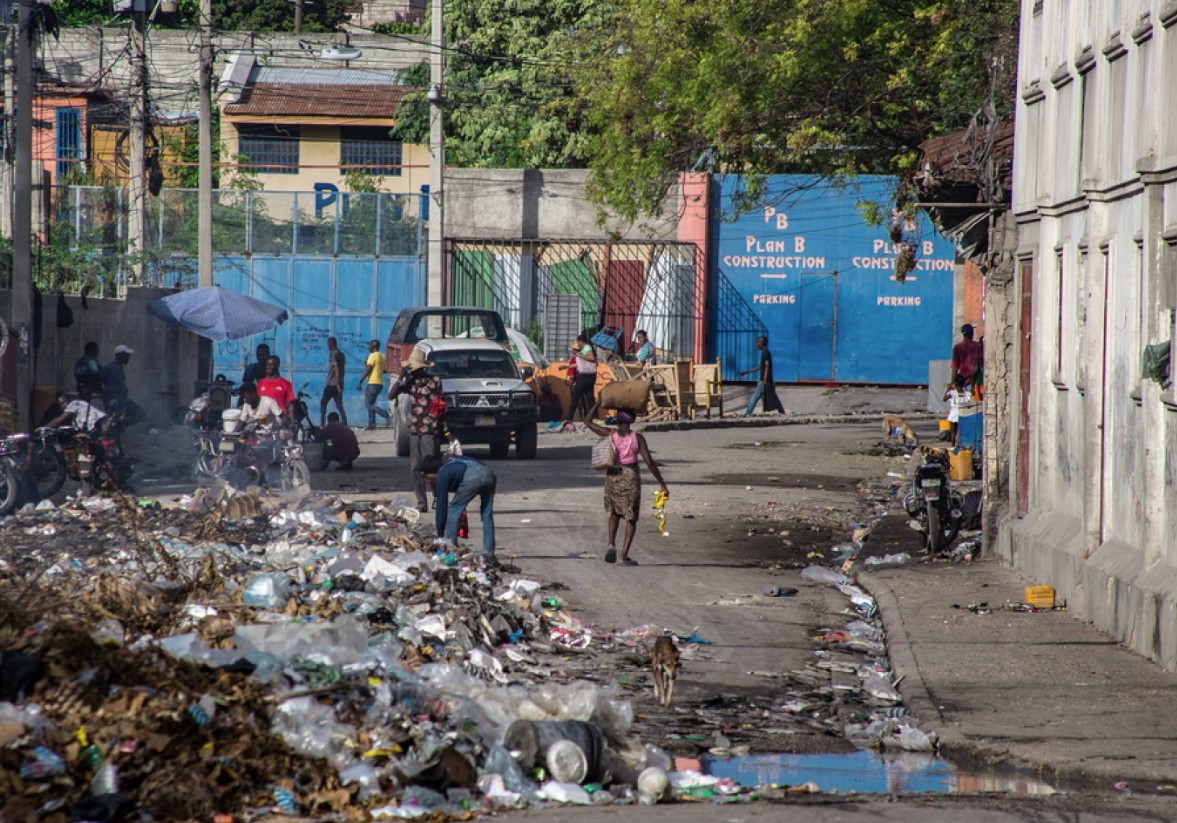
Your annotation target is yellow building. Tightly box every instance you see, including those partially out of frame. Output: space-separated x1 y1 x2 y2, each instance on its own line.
218 54 427 194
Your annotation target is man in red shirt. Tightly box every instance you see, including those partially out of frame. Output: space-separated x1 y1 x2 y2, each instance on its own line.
257 355 295 412
951 324 984 391
319 412 360 470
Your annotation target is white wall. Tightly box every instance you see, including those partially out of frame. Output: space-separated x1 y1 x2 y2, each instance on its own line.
1009 0 1177 668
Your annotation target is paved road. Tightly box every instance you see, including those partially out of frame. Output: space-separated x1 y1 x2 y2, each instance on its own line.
124 418 1177 821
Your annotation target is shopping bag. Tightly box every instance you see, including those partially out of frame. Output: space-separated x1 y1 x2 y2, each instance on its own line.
591 435 617 470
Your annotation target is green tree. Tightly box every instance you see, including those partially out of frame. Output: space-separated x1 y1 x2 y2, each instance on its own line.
575 0 1019 220
391 0 604 168
57 0 349 32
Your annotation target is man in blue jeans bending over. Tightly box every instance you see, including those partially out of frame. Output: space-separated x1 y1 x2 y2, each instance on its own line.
422 453 497 559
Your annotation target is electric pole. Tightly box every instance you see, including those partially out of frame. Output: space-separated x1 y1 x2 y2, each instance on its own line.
0 3 14 240
127 4 148 282
198 0 213 287
12 0 34 430
426 0 444 306
294 0 303 34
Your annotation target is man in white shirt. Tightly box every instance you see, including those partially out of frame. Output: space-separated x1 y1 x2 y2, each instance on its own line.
237 382 284 435
46 391 106 431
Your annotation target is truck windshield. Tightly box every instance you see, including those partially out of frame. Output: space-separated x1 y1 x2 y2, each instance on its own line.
429 351 518 380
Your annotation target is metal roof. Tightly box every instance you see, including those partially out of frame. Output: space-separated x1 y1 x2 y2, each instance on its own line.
253 66 402 86
222 83 411 119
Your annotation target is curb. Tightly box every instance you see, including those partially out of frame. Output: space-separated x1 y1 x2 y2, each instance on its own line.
642 411 938 434
857 571 966 750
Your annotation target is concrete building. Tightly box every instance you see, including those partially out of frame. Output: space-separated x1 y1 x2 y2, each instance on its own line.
1004 0 1177 668
218 54 427 194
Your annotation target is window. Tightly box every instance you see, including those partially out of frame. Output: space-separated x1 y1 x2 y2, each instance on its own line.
238 125 300 174
340 127 402 176
55 108 82 179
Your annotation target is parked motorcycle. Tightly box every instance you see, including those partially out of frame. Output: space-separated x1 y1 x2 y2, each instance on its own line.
28 426 73 500
0 434 26 515
75 414 134 493
212 429 311 493
904 451 963 553
289 385 319 443
185 394 224 479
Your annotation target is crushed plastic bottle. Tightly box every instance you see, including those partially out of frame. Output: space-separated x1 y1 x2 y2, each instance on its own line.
243 572 291 608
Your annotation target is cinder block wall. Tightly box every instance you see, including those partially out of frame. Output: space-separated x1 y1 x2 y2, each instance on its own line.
1 286 202 427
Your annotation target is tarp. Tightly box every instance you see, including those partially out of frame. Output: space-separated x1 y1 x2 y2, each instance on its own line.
147 285 289 341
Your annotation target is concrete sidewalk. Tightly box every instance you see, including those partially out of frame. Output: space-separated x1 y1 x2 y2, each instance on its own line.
862 560 1177 789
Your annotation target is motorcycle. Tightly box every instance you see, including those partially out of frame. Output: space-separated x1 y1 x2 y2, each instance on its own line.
0 434 27 515
185 394 224 479
904 451 964 553
289 384 319 443
75 413 134 493
212 428 311 493
28 426 73 500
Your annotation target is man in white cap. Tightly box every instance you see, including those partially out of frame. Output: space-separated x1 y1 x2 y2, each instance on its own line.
389 346 443 511
102 344 147 427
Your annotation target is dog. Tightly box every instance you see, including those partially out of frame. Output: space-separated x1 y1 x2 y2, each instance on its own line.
651 636 681 706
882 414 920 446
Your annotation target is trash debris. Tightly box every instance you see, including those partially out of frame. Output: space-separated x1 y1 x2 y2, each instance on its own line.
0 491 686 818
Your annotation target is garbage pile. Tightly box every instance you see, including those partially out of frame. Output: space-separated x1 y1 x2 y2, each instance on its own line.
788 564 937 753
0 491 692 821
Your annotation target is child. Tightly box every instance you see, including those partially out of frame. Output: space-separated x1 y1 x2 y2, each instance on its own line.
943 378 967 447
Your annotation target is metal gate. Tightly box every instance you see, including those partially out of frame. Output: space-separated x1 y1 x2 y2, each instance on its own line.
449 239 705 362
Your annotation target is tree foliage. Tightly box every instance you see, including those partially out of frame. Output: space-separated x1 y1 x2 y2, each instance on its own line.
574 0 1019 220
56 0 349 33
437 0 605 168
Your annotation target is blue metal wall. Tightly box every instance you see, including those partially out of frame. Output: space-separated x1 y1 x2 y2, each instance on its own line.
210 254 426 423
710 175 957 385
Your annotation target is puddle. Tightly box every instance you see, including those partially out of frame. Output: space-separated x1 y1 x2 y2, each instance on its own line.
700 751 1057 796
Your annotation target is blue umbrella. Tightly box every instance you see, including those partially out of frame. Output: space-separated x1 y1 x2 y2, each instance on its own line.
147 285 289 341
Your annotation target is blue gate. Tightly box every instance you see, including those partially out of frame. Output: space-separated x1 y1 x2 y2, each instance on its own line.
710 175 956 384
210 254 426 424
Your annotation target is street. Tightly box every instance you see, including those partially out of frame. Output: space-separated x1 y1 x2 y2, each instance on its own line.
10 415 1177 821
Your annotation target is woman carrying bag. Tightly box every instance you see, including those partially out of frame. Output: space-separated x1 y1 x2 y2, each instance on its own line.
584 401 667 566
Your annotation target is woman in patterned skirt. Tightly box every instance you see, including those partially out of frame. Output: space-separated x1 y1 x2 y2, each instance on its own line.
584 401 667 566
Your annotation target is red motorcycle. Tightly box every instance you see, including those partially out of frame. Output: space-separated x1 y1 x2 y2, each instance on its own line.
75 413 134 493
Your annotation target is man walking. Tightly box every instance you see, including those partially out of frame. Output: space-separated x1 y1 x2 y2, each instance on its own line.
73 341 102 399
320 336 347 426
101 344 147 427
358 339 391 430
951 324 984 394
739 335 784 416
389 346 443 511
426 453 497 559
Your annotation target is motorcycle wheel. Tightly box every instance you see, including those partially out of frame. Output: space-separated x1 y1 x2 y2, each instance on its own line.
925 505 943 554
282 458 311 494
32 444 67 499
195 448 217 480
0 457 19 515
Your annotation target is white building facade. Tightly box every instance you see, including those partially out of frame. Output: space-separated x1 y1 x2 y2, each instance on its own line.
1007 0 1177 668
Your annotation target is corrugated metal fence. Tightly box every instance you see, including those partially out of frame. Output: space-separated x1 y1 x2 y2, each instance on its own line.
448 239 705 363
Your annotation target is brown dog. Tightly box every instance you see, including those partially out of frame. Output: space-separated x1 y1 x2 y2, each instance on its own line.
882 415 920 446
652 636 680 706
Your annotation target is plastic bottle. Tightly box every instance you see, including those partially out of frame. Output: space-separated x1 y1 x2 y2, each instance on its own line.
458 512 469 539
637 766 670 801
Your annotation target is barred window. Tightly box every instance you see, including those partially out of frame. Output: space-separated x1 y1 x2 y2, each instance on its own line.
340 126 402 176
238 125 300 174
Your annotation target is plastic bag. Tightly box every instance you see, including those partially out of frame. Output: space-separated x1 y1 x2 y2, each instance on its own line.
1143 341 1171 387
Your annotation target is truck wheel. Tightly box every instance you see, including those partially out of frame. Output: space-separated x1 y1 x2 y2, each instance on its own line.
515 423 538 460
489 435 510 459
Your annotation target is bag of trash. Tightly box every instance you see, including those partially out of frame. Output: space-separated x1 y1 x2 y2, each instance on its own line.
1143 340 1170 387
